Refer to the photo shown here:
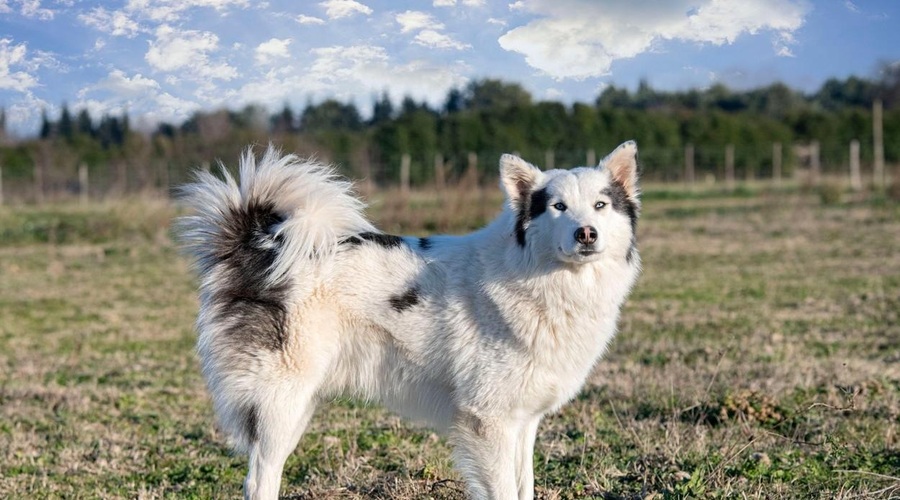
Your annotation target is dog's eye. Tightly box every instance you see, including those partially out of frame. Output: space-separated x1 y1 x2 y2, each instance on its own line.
553 202 567 211
594 201 607 210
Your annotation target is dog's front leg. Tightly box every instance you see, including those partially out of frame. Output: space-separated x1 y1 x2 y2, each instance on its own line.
451 413 519 500
514 416 541 500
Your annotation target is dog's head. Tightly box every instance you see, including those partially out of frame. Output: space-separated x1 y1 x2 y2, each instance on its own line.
500 141 640 265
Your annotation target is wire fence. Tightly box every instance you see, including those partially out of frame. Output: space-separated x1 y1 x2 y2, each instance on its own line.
0 141 893 206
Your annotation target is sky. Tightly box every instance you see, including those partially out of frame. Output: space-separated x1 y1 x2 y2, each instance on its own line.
1 0 897 136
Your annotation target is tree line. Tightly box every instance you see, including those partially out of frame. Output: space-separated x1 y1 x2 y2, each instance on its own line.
1 65 898 195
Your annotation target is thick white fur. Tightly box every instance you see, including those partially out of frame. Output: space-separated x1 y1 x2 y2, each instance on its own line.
178 142 642 499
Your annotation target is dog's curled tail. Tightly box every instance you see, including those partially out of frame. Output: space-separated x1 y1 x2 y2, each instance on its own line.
177 146 375 285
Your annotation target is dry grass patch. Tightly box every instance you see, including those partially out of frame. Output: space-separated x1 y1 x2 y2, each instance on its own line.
1 188 898 498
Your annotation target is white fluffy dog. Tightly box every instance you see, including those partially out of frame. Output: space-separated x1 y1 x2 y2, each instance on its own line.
177 141 641 499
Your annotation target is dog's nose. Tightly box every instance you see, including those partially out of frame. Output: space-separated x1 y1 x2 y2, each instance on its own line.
574 226 598 245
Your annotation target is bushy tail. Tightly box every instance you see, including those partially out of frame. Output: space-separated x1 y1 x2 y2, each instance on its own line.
177 146 375 286
176 147 375 452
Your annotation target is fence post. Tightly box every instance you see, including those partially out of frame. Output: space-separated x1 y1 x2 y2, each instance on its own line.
725 144 735 191
684 144 695 186
850 139 862 191
810 141 821 186
0 163 3 206
586 149 596 167
544 150 555 170
400 153 410 196
772 142 782 187
79 163 89 205
466 152 478 188
873 99 885 189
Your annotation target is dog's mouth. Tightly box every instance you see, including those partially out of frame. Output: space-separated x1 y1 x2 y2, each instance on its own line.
558 246 602 263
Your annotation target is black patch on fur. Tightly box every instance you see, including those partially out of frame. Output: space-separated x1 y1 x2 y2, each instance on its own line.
344 231 404 249
418 237 432 251
389 287 420 312
603 181 640 263
212 201 289 351
243 403 259 443
626 238 637 264
515 188 549 247
603 181 638 234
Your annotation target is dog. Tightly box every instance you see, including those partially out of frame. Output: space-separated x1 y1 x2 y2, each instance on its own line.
177 141 641 500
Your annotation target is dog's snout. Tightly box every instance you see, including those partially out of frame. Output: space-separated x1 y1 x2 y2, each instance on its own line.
574 226 598 245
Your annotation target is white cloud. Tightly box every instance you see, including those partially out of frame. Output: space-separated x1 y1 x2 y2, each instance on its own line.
75 69 199 128
544 87 564 99
414 30 471 50
396 10 442 33
145 25 236 80
0 1 11 13
487 17 507 26
255 38 291 65
5 92 51 134
396 10 468 51
844 1 860 13
433 0 483 6
0 38 39 92
82 69 160 98
234 44 469 114
296 14 325 24
499 0 810 80
124 0 250 22
19 0 54 20
78 7 141 37
319 0 371 20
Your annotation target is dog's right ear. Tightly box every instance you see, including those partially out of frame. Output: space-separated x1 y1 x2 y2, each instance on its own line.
500 154 543 206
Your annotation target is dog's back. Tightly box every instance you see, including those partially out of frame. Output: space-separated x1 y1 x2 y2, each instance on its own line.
177 143 641 500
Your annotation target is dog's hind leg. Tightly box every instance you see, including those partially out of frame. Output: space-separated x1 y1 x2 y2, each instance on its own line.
243 388 317 500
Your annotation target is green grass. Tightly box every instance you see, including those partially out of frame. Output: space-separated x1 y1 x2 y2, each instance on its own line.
0 187 898 499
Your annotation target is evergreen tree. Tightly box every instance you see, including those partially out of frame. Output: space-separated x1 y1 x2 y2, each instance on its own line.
39 108 52 138
58 103 74 140
77 109 94 137
371 92 394 125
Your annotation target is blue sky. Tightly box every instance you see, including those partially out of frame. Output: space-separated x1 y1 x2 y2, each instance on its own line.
0 0 897 135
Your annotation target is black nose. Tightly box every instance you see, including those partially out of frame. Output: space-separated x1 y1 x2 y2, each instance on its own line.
574 226 598 245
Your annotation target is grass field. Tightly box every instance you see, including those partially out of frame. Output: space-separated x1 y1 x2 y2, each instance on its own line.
1 183 898 499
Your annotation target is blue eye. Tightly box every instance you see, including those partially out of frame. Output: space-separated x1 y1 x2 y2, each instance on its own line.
594 201 607 210
553 202 567 211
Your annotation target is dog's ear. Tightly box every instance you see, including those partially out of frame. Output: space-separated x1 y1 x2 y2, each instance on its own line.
500 154 543 206
599 140 639 197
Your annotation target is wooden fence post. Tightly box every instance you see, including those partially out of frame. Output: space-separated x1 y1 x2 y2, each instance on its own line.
79 163 89 205
772 142 782 187
544 150 554 170
810 141 821 186
400 153 410 196
685 144 695 186
725 144 735 191
0 163 3 206
873 99 885 189
466 152 478 188
586 149 596 167
850 139 862 191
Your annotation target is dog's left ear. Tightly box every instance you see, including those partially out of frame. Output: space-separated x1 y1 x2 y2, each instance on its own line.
599 140 639 198
500 154 543 207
